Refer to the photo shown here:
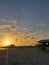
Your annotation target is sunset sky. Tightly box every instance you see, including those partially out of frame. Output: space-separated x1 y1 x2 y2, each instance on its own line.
0 0 49 46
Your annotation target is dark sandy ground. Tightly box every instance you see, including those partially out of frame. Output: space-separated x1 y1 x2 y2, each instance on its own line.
0 46 49 65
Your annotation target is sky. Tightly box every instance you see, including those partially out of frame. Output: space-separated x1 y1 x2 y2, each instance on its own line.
0 0 49 46
0 0 49 30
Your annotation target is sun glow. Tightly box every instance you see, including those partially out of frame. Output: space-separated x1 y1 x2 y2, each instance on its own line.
5 40 11 46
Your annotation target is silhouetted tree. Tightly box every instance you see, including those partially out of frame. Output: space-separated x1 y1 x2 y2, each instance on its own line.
9 45 16 48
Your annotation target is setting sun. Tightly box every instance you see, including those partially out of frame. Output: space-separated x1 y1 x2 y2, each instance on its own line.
5 40 11 46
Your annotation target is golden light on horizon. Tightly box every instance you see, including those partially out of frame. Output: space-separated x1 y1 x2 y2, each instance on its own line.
0 31 37 47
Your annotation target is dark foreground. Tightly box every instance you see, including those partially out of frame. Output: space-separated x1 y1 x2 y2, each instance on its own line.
0 46 49 65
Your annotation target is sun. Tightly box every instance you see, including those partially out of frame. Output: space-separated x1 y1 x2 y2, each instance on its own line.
5 40 11 46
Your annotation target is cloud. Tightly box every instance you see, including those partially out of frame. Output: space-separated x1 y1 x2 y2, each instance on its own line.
0 19 19 32
24 27 28 31
41 23 45 27
10 20 19 30
0 18 5 22
0 25 11 28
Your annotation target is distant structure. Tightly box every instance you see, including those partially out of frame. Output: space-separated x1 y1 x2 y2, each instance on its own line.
38 39 49 50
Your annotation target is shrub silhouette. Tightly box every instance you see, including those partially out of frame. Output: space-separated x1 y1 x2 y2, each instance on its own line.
9 45 16 48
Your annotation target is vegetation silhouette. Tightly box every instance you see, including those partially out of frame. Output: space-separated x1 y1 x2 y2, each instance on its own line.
0 44 16 48
9 45 16 48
